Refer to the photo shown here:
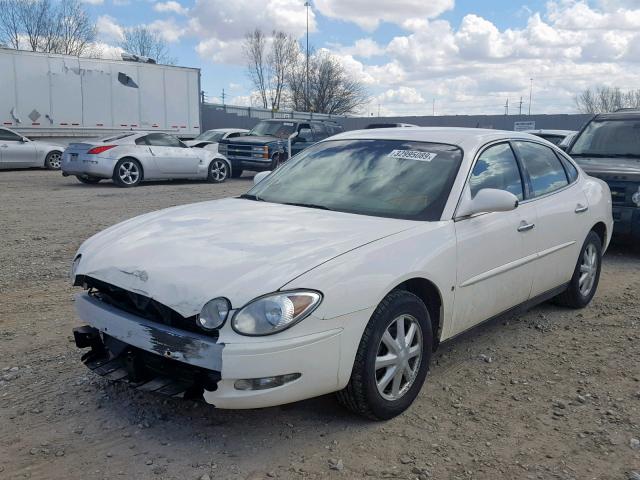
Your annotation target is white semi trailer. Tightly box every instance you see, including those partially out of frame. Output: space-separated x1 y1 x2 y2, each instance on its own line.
0 48 201 142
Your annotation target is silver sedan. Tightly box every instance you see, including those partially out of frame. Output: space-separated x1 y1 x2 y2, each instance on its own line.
0 127 64 170
61 132 233 187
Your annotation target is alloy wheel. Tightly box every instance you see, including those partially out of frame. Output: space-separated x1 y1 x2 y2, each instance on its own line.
118 161 140 185
48 152 62 169
375 314 423 401
210 160 227 181
578 243 598 297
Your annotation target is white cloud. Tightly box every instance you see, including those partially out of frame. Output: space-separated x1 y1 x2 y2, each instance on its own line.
96 15 125 42
154 1 188 16
147 19 186 43
82 0 104 5
377 87 425 104
314 0 453 31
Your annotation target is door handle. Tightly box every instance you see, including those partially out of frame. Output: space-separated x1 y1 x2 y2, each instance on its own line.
575 204 588 213
517 222 535 232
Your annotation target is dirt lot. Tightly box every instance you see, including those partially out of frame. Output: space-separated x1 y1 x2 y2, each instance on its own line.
0 169 639 480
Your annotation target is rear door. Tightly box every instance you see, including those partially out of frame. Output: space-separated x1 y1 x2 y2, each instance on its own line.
291 123 313 156
512 141 588 297
0 129 37 168
146 133 200 175
453 142 538 335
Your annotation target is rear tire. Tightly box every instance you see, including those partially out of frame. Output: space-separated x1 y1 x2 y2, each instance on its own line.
207 158 228 183
336 290 432 420
230 168 244 178
44 151 62 170
113 158 142 187
555 231 602 308
76 175 101 184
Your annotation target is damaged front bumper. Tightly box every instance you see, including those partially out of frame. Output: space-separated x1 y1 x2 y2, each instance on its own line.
73 292 345 409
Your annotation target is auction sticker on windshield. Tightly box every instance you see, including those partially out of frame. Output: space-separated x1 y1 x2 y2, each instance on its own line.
388 150 438 161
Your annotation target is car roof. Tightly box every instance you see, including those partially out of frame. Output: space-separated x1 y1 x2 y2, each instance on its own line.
524 129 576 136
327 127 546 150
205 128 248 133
594 111 640 120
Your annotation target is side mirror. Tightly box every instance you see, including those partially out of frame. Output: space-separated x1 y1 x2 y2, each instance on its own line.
254 171 271 185
21 137 29 143
457 188 519 218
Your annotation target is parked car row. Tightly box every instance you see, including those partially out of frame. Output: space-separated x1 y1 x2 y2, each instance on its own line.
0 127 64 170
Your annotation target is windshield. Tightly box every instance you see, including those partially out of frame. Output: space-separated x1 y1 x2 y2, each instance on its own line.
247 139 463 221
194 131 225 142
570 119 640 157
249 121 296 138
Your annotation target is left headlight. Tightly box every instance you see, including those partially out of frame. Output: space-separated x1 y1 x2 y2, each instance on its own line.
197 297 231 331
232 290 322 336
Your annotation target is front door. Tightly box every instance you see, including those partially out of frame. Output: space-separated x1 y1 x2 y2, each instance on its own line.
0 129 37 168
146 133 200 175
452 142 537 336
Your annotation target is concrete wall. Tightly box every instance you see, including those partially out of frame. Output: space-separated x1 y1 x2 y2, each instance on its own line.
201 104 593 133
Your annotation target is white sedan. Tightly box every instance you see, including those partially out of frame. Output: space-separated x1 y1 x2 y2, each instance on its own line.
184 128 249 150
0 127 64 170
69 128 612 419
61 132 233 186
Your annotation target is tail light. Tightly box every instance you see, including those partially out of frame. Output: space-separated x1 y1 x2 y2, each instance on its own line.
87 145 117 155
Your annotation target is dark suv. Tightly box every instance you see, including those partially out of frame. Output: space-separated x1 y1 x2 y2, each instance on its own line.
566 110 640 241
218 119 343 177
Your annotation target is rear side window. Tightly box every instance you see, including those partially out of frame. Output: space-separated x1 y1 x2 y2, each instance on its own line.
311 123 328 140
145 133 183 147
470 143 524 200
559 154 579 182
514 141 568 197
135 136 149 146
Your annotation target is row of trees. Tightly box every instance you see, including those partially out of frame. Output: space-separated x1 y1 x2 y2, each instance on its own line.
575 86 640 114
243 29 369 115
0 0 174 63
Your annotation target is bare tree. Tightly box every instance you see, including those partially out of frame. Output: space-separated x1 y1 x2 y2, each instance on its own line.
243 29 268 108
0 0 22 49
50 0 95 56
120 26 176 64
288 50 369 115
0 0 96 56
575 86 640 113
243 29 298 110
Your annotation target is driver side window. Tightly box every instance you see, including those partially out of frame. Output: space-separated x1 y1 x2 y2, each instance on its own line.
298 127 313 142
470 143 524 200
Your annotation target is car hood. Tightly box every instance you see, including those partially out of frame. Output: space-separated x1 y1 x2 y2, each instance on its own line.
573 156 640 182
221 135 283 145
75 198 417 317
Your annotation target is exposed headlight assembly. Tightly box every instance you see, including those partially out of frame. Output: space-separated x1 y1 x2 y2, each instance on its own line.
197 297 231 331
70 254 82 282
232 290 322 336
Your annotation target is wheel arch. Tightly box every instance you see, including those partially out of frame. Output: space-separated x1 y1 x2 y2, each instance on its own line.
391 277 444 351
591 221 607 248
43 148 63 167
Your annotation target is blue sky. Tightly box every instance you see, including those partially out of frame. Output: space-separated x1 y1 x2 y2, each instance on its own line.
87 0 640 115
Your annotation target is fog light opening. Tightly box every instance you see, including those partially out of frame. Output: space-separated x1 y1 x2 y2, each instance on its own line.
234 373 301 391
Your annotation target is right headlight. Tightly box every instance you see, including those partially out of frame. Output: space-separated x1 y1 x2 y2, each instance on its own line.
231 290 322 336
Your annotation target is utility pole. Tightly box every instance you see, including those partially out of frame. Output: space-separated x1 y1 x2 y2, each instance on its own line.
305 1 311 112
528 78 533 116
519 96 523 115
201 90 205 104
504 98 509 116
432 98 435 116
377 103 380 117
221 88 226 105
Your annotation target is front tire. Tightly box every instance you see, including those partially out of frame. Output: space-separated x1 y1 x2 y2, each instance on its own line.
45 151 62 170
555 231 602 308
337 290 432 420
207 159 228 183
113 158 142 187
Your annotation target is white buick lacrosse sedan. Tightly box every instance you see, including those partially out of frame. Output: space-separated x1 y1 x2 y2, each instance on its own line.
70 128 612 419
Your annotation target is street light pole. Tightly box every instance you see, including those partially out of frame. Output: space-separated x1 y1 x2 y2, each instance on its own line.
528 78 533 116
305 1 310 112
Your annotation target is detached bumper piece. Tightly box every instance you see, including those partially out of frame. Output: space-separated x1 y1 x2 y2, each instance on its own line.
73 326 221 400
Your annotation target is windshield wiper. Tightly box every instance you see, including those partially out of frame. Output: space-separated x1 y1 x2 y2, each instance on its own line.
239 193 264 201
282 201 333 211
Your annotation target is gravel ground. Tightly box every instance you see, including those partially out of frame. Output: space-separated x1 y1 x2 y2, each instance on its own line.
0 169 639 480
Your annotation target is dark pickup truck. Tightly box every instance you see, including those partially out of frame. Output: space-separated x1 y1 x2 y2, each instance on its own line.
566 110 640 241
217 119 343 177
